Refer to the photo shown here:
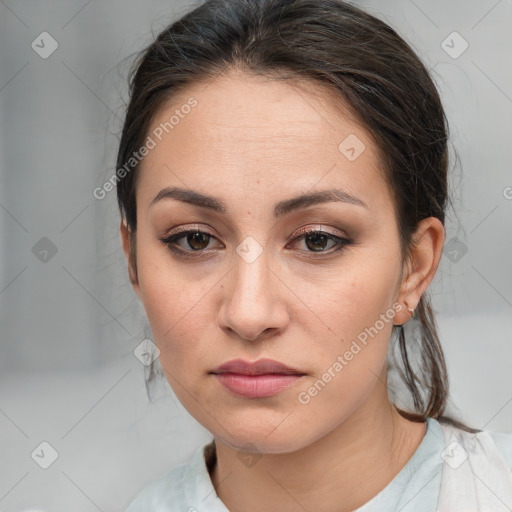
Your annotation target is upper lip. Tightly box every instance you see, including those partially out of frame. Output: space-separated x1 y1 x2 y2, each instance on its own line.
211 358 304 376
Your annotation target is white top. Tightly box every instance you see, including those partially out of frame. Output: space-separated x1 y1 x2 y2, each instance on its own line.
126 418 512 511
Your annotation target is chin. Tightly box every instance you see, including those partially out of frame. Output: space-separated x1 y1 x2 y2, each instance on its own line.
210 418 318 455
219 434 305 455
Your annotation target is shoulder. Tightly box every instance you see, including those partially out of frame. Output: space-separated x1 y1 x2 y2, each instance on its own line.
126 462 188 512
126 444 207 512
435 420 512 510
487 429 512 471
437 419 512 473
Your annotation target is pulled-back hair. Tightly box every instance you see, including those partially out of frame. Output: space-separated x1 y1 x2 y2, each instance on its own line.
116 0 477 432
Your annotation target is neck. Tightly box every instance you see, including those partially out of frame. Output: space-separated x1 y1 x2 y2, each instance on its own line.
210 383 427 512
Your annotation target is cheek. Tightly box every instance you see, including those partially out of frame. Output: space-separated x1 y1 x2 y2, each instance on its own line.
295 255 400 342
290 254 399 396
294 295 395 438
134 244 211 359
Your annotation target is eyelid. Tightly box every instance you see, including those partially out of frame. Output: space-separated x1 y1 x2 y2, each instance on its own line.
160 228 223 259
286 227 351 257
292 224 348 240
162 223 217 238
161 223 348 243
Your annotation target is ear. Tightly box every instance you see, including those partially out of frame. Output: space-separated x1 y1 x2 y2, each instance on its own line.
120 220 141 299
394 217 445 325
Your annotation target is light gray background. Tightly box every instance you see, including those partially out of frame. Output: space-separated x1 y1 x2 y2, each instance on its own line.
0 0 511 510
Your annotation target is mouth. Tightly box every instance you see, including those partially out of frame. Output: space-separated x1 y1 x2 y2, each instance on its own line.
210 358 306 398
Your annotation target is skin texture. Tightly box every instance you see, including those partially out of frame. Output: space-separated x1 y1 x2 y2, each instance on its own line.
120 70 445 511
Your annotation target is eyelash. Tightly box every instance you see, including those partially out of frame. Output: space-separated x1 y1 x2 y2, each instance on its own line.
160 226 352 259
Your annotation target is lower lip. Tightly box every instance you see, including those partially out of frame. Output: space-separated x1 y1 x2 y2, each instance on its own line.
213 373 303 398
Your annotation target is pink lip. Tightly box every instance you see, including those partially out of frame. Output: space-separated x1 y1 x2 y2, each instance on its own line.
211 358 305 398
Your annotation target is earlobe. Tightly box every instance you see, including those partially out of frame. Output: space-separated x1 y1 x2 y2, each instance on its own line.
394 217 445 325
119 220 141 298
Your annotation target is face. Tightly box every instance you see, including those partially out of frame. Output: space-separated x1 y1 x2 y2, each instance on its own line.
123 71 410 453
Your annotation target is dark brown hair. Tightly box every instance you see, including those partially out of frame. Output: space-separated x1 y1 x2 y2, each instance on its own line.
116 0 477 432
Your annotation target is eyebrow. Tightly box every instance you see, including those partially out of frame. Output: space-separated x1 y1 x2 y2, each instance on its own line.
149 186 368 217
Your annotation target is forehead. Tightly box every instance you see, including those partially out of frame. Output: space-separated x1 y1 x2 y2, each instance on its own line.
136 71 392 214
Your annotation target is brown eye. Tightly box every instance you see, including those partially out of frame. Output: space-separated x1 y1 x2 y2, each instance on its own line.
161 229 221 256
187 231 211 250
304 232 331 252
290 229 350 254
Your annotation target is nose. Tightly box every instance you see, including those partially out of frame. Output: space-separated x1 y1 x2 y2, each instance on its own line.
217 250 290 342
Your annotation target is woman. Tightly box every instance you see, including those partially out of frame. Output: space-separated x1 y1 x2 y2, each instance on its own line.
116 0 512 510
